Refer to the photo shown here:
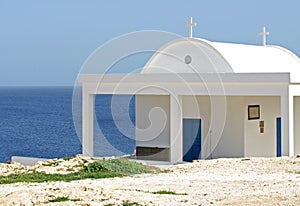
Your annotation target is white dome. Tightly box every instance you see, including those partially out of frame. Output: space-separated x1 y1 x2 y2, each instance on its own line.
142 38 300 82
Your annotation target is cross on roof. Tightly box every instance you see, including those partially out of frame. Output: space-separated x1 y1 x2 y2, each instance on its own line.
259 26 270 46
185 17 196 38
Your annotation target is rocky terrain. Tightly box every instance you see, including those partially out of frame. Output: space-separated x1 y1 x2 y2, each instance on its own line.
0 155 299 205
0 155 96 176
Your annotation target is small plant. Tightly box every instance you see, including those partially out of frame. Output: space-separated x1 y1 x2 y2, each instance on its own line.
152 190 187 195
291 170 300 174
49 196 69 202
62 156 74 161
84 161 109 173
42 161 60 167
48 196 80 203
66 168 75 172
73 163 84 168
122 201 142 206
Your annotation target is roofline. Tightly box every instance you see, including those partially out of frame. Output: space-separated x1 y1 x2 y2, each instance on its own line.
268 45 300 64
78 73 290 84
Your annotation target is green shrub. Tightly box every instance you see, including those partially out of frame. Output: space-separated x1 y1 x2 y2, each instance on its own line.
152 190 187 195
49 196 69 202
83 158 158 175
83 161 109 173
122 201 142 206
0 158 159 184
48 196 80 203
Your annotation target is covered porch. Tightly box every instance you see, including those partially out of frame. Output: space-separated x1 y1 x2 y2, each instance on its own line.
78 73 290 163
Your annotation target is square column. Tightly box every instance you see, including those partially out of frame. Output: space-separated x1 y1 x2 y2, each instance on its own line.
281 93 289 156
82 85 94 157
289 92 294 156
170 95 183 163
288 85 300 156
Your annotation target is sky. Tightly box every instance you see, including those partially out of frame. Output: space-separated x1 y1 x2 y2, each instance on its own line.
0 0 299 86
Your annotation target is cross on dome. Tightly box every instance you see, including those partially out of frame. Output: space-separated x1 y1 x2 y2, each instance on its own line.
259 26 270 46
185 17 196 38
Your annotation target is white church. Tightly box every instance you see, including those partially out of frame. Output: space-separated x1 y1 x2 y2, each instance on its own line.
78 18 300 163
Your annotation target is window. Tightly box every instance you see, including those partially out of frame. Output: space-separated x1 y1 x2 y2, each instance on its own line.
185 55 192 64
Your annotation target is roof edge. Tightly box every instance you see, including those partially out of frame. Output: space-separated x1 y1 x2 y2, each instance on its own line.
268 45 300 64
78 73 290 83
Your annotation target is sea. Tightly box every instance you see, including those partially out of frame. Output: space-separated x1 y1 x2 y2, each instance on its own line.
0 87 135 163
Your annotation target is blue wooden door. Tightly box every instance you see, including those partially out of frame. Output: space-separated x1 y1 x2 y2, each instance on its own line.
276 117 281 157
183 119 201 162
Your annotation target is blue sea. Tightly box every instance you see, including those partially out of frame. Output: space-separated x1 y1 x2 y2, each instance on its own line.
0 87 135 163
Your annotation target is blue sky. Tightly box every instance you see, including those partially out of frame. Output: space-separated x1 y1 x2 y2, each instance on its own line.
0 0 299 86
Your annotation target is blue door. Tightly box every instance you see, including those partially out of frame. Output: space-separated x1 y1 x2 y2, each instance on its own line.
183 119 201 162
276 117 281 157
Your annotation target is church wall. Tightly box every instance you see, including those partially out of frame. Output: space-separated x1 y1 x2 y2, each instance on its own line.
135 95 170 150
136 94 281 161
182 96 244 159
212 96 245 158
182 96 211 159
294 96 300 155
244 96 280 157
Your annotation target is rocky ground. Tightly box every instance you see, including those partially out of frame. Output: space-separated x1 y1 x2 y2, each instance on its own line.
0 155 299 205
0 155 97 176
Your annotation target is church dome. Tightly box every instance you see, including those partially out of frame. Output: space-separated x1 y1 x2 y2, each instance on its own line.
142 38 300 82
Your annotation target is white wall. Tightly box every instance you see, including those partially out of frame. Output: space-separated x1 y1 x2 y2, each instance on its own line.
212 96 245 158
136 94 281 160
170 95 183 163
244 96 280 157
294 97 300 155
136 95 170 148
182 95 281 159
182 96 211 159
182 96 244 159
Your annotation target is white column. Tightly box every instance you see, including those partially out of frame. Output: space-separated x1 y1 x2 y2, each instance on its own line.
288 85 300 156
281 93 289 156
82 84 94 157
170 95 183 163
